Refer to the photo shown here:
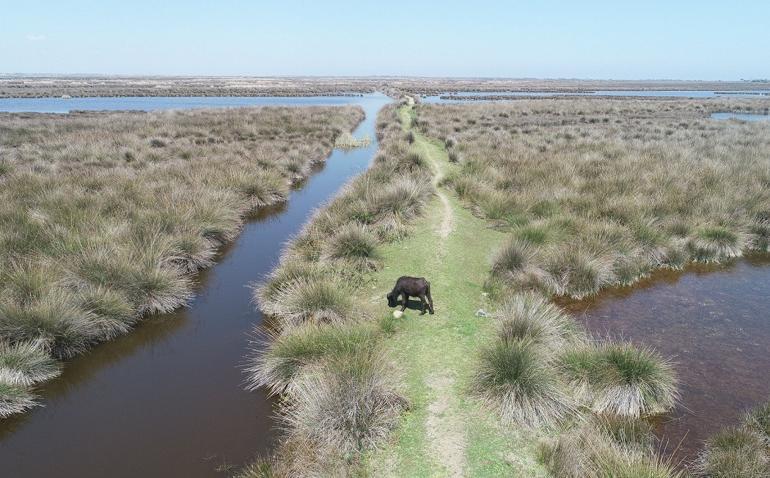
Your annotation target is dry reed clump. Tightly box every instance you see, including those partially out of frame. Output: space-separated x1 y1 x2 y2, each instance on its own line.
417 97 770 299
243 104 430 474
0 105 363 415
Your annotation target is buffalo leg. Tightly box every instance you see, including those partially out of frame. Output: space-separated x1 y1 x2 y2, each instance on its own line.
426 286 435 314
419 294 428 315
401 294 408 312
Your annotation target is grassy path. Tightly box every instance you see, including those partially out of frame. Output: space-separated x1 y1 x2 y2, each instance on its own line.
361 105 549 477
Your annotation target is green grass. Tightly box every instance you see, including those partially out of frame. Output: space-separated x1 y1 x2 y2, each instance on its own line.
362 105 547 476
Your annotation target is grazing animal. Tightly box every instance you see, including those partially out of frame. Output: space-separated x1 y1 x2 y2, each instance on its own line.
387 276 434 315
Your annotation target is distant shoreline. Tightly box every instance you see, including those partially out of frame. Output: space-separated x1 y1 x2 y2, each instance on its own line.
2 77 769 98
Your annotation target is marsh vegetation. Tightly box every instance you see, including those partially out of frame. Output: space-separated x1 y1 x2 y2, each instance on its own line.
244 102 434 474
0 105 363 417
410 97 770 475
417 98 770 299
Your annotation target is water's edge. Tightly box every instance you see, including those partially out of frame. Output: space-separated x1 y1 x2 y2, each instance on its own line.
0 94 391 478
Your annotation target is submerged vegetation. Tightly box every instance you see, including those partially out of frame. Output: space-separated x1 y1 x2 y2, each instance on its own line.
245 102 433 474
0 105 363 416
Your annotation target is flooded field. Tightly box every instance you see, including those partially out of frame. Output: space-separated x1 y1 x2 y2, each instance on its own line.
0 94 389 477
561 255 770 463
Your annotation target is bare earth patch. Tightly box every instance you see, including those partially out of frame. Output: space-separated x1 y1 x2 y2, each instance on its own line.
426 373 467 477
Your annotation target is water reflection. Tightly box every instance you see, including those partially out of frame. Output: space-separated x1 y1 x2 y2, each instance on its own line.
560 255 770 463
0 93 390 478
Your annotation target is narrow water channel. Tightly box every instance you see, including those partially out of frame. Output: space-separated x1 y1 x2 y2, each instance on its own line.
560 255 770 464
0 94 390 477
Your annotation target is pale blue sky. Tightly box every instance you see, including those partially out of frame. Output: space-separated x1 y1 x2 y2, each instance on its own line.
1 0 768 79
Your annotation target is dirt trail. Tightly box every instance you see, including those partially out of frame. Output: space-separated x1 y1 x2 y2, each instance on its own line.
366 104 546 477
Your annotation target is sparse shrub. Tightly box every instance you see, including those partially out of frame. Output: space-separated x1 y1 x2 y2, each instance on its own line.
447 149 460 163
149 138 167 148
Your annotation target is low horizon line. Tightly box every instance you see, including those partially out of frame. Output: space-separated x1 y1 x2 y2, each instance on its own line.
0 73 767 82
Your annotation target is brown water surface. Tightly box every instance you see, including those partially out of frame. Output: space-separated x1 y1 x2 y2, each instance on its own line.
561 255 770 463
0 94 390 477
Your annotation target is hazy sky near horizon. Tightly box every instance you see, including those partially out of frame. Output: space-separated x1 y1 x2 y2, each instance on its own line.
1 0 768 79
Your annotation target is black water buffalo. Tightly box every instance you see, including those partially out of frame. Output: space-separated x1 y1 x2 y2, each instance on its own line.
387 276 434 315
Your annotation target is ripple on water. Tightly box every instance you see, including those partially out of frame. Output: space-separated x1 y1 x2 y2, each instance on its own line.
560 255 770 464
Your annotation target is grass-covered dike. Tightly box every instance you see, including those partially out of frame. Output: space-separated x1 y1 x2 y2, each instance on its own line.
242 95 770 477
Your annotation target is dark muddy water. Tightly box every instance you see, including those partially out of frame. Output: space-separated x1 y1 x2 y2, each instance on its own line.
0 93 390 477
561 255 770 464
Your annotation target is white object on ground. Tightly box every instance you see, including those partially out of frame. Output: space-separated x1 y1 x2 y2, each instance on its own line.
393 310 404 318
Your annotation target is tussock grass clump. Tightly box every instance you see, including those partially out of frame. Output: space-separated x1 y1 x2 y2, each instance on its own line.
542 246 616 299
0 339 61 386
473 338 574 428
689 226 746 262
696 426 769 478
491 239 535 280
245 322 379 395
334 132 371 149
744 401 770 442
0 291 95 359
260 277 354 329
0 380 37 418
496 293 586 350
255 261 325 309
281 348 408 456
0 105 363 414
593 342 678 417
562 342 678 418
539 417 683 478
322 224 382 271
